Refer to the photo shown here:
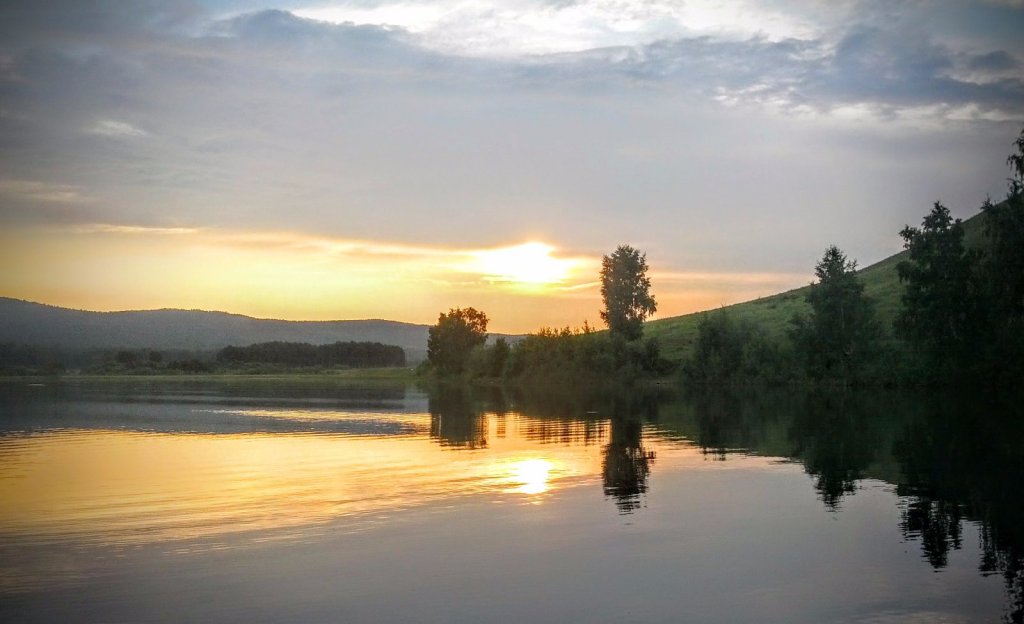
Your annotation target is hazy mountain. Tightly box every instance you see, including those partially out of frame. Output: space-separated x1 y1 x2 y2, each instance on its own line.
0 298 444 360
0 298 525 364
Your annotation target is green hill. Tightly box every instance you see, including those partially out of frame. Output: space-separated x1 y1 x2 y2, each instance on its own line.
645 209 989 363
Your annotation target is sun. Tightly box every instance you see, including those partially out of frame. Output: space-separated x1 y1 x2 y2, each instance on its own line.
471 242 577 286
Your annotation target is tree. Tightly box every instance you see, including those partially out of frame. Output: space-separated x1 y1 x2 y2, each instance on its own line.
981 129 1024 320
600 245 657 341
896 202 982 377
978 128 1024 380
427 307 489 375
487 337 510 377
790 245 879 380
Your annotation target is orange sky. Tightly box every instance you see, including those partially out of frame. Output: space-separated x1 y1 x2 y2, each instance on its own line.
0 223 808 333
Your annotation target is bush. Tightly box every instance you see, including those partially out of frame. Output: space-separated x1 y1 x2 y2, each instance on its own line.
683 309 788 384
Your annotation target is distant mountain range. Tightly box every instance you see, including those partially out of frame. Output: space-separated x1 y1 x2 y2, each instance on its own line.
0 298 495 363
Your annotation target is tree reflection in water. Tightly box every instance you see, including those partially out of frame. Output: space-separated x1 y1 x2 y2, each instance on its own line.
428 386 488 449
788 392 884 511
680 386 1024 624
602 416 655 513
425 383 1024 622
891 392 1024 624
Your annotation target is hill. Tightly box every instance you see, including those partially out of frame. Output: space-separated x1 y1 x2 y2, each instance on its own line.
645 209 989 363
0 299 441 361
0 299 525 365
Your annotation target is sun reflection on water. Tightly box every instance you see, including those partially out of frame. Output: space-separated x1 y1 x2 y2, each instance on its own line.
509 458 555 495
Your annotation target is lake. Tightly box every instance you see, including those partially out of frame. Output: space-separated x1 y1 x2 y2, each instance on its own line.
1 379 1021 623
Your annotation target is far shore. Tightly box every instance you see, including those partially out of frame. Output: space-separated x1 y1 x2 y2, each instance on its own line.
0 368 418 383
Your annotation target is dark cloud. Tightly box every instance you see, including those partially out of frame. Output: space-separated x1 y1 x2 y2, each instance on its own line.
968 50 1020 72
0 1 204 42
533 26 1024 118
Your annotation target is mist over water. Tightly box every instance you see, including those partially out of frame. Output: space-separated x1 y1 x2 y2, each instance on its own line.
1 379 1020 623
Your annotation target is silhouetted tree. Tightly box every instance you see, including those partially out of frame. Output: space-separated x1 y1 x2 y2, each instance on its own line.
790 246 879 381
896 203 983 379
979 128 1024 381
600 245 657 341
427 307 488 375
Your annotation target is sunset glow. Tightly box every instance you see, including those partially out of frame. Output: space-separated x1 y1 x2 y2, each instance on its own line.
468 242 580 286
0 224 811 332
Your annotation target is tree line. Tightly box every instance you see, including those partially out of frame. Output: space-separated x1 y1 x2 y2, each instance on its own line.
0 344 216 375
425 244 669 383
217 341 405 369
0 340 406 375
426 128 1024 387
687 128 1024 386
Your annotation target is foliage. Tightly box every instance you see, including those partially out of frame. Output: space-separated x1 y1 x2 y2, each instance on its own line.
0 342 66 375
600 245 657 341
896 202 984 379
464 337 511 380
427 307 489 375
506 325 671 383
790 246 880 381
979 129 1024 382
683 309 787 384
218 340 405 368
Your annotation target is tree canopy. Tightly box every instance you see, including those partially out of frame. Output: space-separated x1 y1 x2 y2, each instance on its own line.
600 245 657 341
427 307 489 375
790 246 878 380
896 202 983 376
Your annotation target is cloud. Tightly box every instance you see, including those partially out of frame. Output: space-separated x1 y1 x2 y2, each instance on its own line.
0 179 85 203
968 50 1020 72
531 26 1024 120
68 223 600 287
75 223 198 235
293 0 820 56
86 120 148 137
0 0 1021 319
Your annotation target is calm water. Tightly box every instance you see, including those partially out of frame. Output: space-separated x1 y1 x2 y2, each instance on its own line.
0 379 1021 623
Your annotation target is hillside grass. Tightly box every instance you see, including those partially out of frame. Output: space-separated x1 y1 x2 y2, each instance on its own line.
645 210 987 364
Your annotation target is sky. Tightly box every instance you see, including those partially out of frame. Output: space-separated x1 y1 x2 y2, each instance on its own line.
0 0 1022 333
